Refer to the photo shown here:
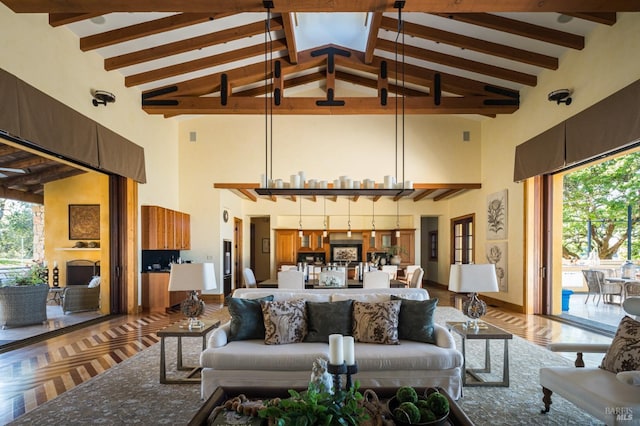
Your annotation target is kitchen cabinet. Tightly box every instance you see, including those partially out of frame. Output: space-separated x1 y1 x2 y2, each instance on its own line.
174 212 191 250
141 272 183 312
275 230 297 268
298 230 325 252
395 230 415 265
141 205 191 250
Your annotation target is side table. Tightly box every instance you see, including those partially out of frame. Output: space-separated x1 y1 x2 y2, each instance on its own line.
48 287 64 305
157 319 220 384
446 321 512 387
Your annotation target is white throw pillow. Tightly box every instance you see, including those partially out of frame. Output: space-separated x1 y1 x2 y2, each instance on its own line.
88 276 101 288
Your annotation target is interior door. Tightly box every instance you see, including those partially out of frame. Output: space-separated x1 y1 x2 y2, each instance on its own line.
234 217 243 292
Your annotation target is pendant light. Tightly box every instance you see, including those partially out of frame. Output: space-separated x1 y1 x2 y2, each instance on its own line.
298 197 303 238
347 198 352 238
371 199 376 237
322 197 328 238
395 200 401 238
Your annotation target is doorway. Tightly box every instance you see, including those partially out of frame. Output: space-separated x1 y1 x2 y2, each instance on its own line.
233 217 243 293
249 217 271 282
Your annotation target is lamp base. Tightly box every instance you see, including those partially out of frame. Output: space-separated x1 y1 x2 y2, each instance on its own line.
462 292 487 328
181 291 205 329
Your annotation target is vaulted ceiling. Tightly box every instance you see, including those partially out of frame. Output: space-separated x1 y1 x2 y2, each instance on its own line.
1 1 638 204
2 1 637 119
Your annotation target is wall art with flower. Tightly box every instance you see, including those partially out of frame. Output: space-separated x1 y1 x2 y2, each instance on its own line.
487 189 508 240
486 241 508 292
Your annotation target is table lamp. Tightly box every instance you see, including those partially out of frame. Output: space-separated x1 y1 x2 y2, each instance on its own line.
168 263 217 329
448 263 499 329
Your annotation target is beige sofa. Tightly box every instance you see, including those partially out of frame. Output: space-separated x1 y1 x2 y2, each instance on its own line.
200 288 463 400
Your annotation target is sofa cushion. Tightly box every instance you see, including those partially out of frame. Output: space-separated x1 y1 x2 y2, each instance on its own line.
600 315 640 373
87 276 101 288
227 295 274 341
352 300 401 344
305 300 353 342
262 298 307 345
392 296 439 344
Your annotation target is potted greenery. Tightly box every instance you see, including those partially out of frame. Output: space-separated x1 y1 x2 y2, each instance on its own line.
259 382 368 426
9 263 47 286
387 245 406 265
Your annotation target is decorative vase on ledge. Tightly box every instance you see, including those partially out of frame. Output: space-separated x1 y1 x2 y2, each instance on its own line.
391 255 402 265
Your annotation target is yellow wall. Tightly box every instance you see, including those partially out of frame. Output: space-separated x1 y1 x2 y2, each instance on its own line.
44 173 110 314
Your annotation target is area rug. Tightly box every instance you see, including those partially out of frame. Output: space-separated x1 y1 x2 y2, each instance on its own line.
9 307 602 425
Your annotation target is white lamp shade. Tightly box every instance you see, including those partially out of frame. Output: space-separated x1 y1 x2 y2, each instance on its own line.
168 263 217 292
448 264 499 293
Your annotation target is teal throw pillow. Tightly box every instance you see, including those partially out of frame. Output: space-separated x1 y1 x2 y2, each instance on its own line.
392 296 439 344
305 300 353 342
226 295 274 341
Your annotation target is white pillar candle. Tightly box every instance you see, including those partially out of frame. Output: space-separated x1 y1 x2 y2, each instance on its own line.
343 336 355 365
329 334 344 365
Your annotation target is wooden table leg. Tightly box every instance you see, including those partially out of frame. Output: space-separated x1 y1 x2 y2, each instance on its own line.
160 336 167 384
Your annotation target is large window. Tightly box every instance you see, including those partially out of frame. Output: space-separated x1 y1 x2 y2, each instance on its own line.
451 214 475 264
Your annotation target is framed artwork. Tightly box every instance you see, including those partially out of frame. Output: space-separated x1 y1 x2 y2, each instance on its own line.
69 204 100 240
262 238 270 253
429 231 438 260
487 189 508 240
486 241 508 292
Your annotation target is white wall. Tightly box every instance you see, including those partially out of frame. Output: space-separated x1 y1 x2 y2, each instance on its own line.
178 114 481 290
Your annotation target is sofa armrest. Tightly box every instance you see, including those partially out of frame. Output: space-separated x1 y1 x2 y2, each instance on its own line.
547 342 611 367
208 321 231 348
617 371 640 386
547 342 611 353
434 324 456 349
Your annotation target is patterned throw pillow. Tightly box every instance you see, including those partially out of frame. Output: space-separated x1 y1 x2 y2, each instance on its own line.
352 300 401 344
600 315 640 373
261 298 307 345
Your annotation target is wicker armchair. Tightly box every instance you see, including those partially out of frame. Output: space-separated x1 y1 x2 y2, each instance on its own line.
582 269 623 305
62 285 100 314
0 284 49 328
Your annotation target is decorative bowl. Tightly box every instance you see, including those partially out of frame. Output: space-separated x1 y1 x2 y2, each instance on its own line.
387 395 448 426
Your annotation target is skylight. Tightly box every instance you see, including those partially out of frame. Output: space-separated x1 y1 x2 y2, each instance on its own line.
293 12 371 52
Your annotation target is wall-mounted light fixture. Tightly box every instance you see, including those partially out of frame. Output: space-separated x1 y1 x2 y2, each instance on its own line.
548 89 572 105
92 90 115 107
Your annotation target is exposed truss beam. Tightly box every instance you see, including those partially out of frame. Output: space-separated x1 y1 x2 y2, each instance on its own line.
3 0 638 13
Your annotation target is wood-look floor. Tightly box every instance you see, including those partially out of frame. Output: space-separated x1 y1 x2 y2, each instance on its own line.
0 284 610 424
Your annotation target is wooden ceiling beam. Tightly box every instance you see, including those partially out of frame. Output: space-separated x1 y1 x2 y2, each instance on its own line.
432 13 585 50
434 188 464 201
564 12 617 25
105 18 282 71
145 53 324 98
80 13 235 51
143 95 517 115
413 189 437 202
381 16 558 70
0 185 43 204
5 0 638 13
281 12 298 64
234 70 326 97
126 39 287 87
49 13 104 26
375 38 537 86
364 12 383 64
336 70 428 97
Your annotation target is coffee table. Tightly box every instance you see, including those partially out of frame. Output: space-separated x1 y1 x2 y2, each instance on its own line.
188 386 475 426
157 319 220 384
446 321 512 387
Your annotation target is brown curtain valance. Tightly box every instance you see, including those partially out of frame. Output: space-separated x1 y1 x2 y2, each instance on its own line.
97 125 147 184
0 68 146 183
565 79 640 164
0 69 20 136
514 79 640 181
513 123 565 182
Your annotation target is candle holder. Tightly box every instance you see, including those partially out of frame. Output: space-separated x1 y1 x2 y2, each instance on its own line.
345 363 358 390
327 362 347 393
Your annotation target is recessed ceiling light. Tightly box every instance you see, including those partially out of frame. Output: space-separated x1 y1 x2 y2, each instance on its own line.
90 16 106 25
557 14 573 24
